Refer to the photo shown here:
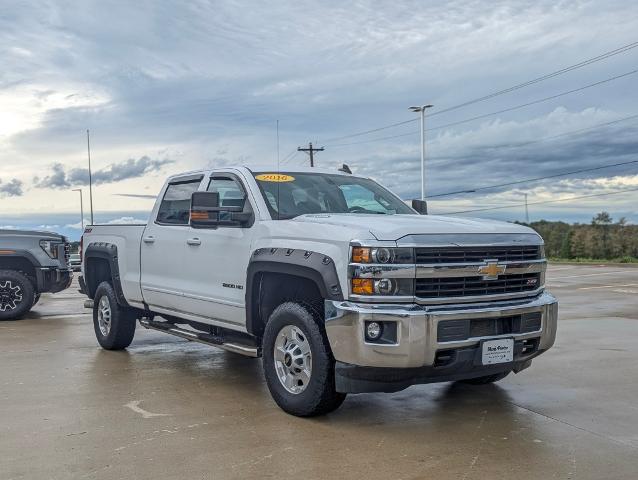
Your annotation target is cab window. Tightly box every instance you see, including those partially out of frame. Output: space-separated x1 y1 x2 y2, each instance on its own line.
156 178 202 225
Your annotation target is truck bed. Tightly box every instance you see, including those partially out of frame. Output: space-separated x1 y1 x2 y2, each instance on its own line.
82 224 147 307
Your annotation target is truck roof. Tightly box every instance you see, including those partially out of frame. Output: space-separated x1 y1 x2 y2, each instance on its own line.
166 165 355 183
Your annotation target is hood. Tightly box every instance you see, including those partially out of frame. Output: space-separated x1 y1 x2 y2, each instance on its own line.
292 214 537 241
0 229 66 241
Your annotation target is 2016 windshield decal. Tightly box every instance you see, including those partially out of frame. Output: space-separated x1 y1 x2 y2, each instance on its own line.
255 174 295 182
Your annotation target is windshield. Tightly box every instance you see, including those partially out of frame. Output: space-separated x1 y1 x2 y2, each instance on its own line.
252 172 415 219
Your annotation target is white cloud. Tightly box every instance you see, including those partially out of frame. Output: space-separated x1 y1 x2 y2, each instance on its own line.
1 1 638 222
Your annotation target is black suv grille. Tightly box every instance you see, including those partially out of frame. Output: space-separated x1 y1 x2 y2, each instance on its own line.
437 312 542 342
415 246 541 264
416 273 541 298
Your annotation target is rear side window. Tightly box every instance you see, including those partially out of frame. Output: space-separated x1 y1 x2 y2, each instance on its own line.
156 179 202 225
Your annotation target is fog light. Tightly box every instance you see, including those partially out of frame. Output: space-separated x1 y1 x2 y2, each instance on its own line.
374 278 396 295
366 321 382 340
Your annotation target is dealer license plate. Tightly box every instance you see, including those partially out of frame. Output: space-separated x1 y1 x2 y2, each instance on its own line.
481 338 514 365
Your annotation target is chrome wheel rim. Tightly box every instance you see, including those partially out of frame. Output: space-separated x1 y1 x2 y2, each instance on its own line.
97 295 112 336
0 280 23 312
273 325 312 394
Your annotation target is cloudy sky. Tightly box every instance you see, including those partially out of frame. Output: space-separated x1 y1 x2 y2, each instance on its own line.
1 0 637 239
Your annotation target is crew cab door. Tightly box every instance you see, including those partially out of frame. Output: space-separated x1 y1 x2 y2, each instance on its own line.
180 172 257 329
140 174 203 312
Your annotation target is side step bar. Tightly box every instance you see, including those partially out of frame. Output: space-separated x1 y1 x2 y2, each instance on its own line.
139 318 260 357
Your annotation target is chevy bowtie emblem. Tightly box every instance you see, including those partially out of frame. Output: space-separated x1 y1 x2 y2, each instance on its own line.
478 260 506 280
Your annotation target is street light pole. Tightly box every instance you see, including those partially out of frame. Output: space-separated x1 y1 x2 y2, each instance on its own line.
86 129 94 225
409 105 433 200
72 188 84 231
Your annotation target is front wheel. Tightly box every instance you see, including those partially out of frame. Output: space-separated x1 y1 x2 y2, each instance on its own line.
0 270 35 320
262 302 346 417
93 281 137 350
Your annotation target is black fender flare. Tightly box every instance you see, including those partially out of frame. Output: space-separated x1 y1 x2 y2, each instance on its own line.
245 248 344 336
0 250 42 289
84 242 130 307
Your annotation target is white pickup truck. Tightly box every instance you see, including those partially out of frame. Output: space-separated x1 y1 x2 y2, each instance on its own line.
80 167 557 416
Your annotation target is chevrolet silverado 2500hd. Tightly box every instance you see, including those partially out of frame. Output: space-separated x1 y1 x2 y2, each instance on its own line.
80 167 557 416
0 229 72 320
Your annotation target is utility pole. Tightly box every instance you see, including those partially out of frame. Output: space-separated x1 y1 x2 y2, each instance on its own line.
524 193 530 223
86 129 94 224
409 105 433 200
297 142 324 167
72 188 84 230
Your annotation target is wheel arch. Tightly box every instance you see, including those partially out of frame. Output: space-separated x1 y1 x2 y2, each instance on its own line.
0 251 39 290
245 248 344 338
84 243 130 307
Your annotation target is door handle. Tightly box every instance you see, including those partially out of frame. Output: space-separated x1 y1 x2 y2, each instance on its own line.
143 236 155 244
186 237 201 246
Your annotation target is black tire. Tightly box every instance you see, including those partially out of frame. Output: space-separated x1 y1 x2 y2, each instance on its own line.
0 270 35 320
93 281 137 350
262 302 346 417
460 371 510 385
32 293 41 307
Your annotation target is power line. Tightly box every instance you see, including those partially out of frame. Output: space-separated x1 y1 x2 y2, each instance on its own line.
281 150 301 165
428 158 638 198
318 41 638 144
326 70 638 148
438 186 638 215
468 113 638 151
321 119 417 143
423 69 638 133
428 41 638 117
279 148 298 164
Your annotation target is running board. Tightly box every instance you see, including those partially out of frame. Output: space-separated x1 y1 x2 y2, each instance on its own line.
139 318 260 357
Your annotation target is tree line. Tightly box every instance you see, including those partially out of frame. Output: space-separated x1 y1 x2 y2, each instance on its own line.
522 212 638 262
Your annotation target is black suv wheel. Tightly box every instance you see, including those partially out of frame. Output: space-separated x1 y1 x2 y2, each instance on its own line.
0 270 35 320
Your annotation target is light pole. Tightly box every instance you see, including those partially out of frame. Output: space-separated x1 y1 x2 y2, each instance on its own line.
72 188 84 230
86 129 94 224
409 104 433 200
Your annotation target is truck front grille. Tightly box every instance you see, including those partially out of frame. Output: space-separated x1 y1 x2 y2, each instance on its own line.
437 312 542 342
416 273 541 298
415 246 541 264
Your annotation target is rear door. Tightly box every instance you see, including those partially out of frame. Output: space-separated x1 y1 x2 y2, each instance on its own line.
180 171 258 328
140 174 203 312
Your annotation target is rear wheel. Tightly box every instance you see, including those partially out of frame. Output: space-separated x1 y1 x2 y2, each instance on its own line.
0 270 35 320
93 281 137 350
460 371 510 385
262 302 346 417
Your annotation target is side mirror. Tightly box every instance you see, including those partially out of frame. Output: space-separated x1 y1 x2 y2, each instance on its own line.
412 199 428 215
190 191 254 228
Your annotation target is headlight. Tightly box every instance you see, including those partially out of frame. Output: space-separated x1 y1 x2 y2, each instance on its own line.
351 247 413 264
351 278 413 296
40 240 61 259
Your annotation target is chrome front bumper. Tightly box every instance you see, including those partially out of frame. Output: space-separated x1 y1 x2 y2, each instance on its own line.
325 292 558 369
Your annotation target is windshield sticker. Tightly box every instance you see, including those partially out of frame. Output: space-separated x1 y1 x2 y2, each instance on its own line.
255 174 295 182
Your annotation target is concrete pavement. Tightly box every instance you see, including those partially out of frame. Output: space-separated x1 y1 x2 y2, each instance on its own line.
1 264 637 479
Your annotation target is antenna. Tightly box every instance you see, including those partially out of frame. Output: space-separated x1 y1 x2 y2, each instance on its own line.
276 120 280 220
